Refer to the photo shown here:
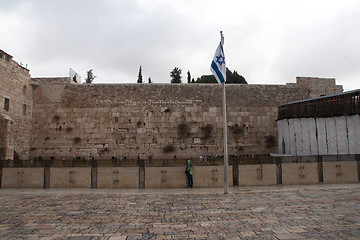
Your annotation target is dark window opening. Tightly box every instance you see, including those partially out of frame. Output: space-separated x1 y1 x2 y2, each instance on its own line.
4 98 9 111
23 104 26 115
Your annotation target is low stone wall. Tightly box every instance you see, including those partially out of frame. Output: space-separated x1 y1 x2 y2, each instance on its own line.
50 167 91 188
323 162 358 184
1 168 44 188
239 164 277 186
0 155 359 188
193 166 233 188
145 166 233 188
97 167 139 188
146 167 185 188
282 163 319 185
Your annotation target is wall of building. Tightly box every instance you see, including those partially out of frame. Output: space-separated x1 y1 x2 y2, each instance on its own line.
278 115 360 155
294 77 343 99
29 78 342 161
0 50 33 160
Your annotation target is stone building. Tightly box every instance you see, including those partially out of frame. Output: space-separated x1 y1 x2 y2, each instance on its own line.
0 50 343 161
0 50 33 160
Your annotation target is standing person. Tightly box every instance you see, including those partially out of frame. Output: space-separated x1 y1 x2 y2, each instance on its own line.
185 159 194 188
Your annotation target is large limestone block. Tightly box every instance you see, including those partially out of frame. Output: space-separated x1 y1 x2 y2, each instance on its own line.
239 164 277 186
97 167 139 188
2 168 44 188
323 162 358 184
146 166 186 188
193 166 233 188
50 167 91 188
282 163 318 185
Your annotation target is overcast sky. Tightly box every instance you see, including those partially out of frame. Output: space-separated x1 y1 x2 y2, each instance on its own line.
0 0 359 90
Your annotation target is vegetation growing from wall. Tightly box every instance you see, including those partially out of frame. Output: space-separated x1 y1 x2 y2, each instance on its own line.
265 135 276 148
230 124 244 142
162 144 175 153
73 137 81 144
177 123 190 139
201 124 213 140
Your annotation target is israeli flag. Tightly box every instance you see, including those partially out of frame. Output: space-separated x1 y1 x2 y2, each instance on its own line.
210 41 226 84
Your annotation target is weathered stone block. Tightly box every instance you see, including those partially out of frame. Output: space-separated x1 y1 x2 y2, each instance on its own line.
98 167 139 188
239 164 277 186
145 166 185 188
50 167 91 188
1 168 44 188
282 163 318 185
193 166 233 188
323 162 358 183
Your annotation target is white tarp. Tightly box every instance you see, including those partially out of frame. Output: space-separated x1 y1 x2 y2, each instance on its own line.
325 118 337 154
283 119 290 154
300 118 310 155
294 119 303 155
288 119 297 155
335 116 349 154
308 118 318 155
277 120 284 154
347 115 360 154
278 114 359 156
316 118 328 155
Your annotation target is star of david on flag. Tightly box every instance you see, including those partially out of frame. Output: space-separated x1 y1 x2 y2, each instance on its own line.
210 41 226 84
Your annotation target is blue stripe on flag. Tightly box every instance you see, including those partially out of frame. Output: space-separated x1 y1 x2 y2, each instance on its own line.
211 61 225 84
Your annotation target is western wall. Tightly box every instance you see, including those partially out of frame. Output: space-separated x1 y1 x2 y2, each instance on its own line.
29 78 343 161
1 50 344 162
4 50 360 189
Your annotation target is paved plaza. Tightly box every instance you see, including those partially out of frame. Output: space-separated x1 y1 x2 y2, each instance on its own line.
0 184 359 240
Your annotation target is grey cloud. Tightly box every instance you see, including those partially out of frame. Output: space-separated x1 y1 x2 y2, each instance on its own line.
0 0 359 89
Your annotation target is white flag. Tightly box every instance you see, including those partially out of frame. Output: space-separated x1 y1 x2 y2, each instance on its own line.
210 41 226 84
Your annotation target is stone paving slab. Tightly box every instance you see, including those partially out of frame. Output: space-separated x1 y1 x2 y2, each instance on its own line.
0 184 359 239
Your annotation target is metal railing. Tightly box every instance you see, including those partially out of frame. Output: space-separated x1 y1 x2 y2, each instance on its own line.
278 89 360 120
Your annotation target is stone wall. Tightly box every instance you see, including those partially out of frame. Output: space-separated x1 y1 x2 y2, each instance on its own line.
97 167 139 188
29 78 342 160
0 50 33 160
282 163 319 185
0 50 344 161
1 155 358 188
323 162 358 183
238 164 277 186
50 167 91 188
295 77 343 99
1 167 44 188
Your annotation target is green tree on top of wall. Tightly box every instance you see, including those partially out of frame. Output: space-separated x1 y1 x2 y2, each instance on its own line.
194 68 247 84
137 65 143 83
170 67 182 83
187 70 191 83
85 69 97 84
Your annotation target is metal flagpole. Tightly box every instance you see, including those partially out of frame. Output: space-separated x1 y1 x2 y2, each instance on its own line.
221 31 229 194
222 82 229 194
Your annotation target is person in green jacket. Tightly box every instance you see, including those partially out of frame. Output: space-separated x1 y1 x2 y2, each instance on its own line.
185 159 194 188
